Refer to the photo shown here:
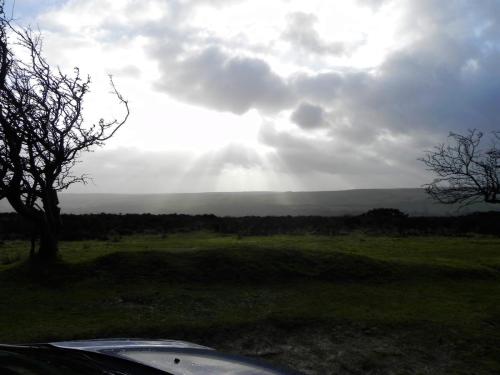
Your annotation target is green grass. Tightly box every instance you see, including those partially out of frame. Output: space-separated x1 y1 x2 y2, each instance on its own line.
1 232 500 372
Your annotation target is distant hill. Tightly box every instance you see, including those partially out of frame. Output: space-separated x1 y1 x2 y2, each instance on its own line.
0 189 499 216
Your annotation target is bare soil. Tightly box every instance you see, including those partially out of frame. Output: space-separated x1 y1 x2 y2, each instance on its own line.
202 322 496 375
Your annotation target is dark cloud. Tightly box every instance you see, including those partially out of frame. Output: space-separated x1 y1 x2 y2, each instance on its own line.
360 35 500 134
258 123 424 184
291 71 356 105
287 1 500 138
154 46 294 114
291 102 329 129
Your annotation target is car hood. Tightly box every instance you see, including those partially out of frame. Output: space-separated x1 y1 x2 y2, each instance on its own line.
49 338 303 375
51 338 211 351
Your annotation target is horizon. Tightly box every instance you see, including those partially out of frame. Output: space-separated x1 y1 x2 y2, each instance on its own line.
58 187 425 195
2 188 498 217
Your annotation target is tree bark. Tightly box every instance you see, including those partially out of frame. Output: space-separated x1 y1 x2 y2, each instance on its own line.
37 189 61 261
30 231 36 259
38 223 58 261
6 189 61 261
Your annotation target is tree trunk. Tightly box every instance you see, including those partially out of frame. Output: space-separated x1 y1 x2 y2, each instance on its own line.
37 188 61 261
30 233 36 259
6 184 61 261
37 223 59 261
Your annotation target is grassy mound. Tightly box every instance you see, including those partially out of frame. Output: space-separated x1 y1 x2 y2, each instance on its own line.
4 244 498 286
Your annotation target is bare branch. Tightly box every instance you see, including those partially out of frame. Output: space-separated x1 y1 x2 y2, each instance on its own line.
420 129 500 206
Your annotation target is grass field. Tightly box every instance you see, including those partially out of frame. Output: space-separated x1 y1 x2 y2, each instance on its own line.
1 232 500 374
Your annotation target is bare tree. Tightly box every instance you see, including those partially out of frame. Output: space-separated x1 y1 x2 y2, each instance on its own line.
420 129 500 207
0 4 129 260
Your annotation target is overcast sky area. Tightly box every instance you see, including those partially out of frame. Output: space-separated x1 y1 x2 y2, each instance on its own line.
6 0 500 193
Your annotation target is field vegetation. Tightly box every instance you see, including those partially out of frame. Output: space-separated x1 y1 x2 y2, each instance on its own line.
1 231 499 374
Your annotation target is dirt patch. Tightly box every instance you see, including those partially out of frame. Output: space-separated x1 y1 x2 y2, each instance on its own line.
195 322 495 375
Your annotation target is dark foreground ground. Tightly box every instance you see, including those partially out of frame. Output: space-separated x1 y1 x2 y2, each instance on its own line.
1 233 499 374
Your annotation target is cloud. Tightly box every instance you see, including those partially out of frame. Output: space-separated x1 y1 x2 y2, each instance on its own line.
282 12 348 56
154 46 294 114
357 38 500 134
107 64 141 78
36 0 500 135
291 71 351 104
258 123 424 185
355 0 389 11
291 102 329 129
69 147 192 193
287 4 500 137
254 0 500 188
71 143 265 193
25 0 500 192
188 143 264 174
193 0 244 8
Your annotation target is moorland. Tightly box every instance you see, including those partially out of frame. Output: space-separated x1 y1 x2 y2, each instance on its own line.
1 212 500 374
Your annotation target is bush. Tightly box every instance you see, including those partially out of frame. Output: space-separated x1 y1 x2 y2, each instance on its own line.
362 208 408 218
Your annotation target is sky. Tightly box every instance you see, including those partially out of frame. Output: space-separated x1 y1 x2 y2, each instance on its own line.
5 0 500 193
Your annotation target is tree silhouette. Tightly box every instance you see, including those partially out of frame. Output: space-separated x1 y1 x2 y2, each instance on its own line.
0 3 129 260
420 129 500 206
